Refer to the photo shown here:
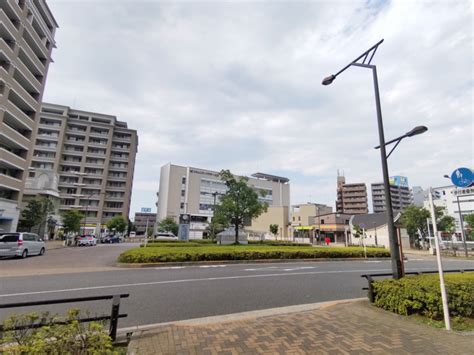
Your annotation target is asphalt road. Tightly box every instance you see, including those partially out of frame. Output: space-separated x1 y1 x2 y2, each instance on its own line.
1 254 473 329
0 242 136 277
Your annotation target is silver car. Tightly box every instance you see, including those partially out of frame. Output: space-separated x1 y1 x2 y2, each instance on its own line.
0 232 46 258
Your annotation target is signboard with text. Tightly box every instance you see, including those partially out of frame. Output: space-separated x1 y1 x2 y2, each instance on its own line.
141 207 152 213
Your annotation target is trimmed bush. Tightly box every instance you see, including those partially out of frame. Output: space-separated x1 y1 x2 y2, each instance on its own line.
372 273 474 319
118 245 390 263
0 309 115 354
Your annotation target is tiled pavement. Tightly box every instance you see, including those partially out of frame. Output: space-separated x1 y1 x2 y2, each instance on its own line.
127 299 472 354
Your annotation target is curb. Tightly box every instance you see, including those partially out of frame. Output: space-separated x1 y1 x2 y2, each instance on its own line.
116 257 391 268
118 297 367 335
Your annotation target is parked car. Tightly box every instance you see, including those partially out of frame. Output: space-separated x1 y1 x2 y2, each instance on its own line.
154 232 178 240
101 235 120 244
77 235 97 246
0 232 46 258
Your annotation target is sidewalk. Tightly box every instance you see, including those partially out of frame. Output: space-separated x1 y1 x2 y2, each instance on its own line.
126 299 472 354
45 240 67 250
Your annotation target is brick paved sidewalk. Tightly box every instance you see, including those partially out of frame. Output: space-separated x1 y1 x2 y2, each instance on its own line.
126 299 472 355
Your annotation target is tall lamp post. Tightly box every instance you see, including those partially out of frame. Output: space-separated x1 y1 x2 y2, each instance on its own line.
322 39 428 279
443 175 469 257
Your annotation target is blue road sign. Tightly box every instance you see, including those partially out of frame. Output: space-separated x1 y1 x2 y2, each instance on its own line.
450 167 473 188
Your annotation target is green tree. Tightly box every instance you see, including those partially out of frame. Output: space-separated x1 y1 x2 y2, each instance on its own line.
464 213 474 240
269 224 279 239
206 212 229 240
216 170 268 244
61 210 84 234
106 215 127 234
157 217 179 235
18 198 54 234
437 215 455 233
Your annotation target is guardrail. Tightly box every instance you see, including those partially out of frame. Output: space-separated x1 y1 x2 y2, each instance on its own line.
0 293 129 342
361 269 474 303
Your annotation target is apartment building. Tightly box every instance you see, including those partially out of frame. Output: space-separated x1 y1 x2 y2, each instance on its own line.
22 103 138 234
156 163 290 239
336 175 368 215
372 176 412 213
134 212 156 235
0 0 58 232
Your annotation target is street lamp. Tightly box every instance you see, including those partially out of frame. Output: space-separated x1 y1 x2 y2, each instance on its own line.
322 39 427 279
443 174 468 257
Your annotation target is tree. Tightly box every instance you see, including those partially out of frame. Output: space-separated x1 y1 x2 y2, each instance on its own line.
106 215 127 234
269 224 279 239
146 227 153 238
18 198 54 234
438 215 455 233
206 211 228 240
61 210 83 235
157 217 179 235
216 170 268 244
463 213 474 240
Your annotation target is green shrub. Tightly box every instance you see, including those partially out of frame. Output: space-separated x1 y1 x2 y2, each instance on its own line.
118 245 390 263
0 308 116 354
372 273 474 320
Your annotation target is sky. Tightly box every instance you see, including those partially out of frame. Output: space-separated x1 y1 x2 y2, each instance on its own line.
43 0 473 218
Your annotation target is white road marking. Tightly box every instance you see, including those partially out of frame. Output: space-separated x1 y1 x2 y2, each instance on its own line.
199 265 227 268
0 268 394 298
154 266 185 270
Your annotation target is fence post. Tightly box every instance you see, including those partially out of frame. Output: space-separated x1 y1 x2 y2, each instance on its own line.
109 295 120 342
367 276 375 303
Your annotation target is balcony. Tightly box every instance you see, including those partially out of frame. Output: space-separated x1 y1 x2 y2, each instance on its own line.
19 37 45 72
1 122 30 149
8 80 39 112
0 147 25 169
0 173 22 191
0 10 19 43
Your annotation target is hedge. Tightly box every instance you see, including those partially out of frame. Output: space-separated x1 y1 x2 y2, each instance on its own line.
118 245 390 263
372 273 474 319
142 240 312 248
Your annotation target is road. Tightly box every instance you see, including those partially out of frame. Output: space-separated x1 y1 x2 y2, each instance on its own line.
1 248 473 329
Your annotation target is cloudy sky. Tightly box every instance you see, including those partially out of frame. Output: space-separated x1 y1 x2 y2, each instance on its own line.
44 0 473 218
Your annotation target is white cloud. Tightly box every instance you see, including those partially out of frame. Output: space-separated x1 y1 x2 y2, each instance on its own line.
45 0 473 215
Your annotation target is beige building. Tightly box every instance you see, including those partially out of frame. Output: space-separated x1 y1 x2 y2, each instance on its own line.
0 0 58 232
290 203 333 227
336 175 368 215
156 163 290 239
22 103 138 234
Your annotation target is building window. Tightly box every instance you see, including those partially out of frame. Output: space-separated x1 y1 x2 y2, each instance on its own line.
180 202 184 209
182 177 186 184
321 219 325 224
298 216 301 221
29 171 35 177
292 216 295 221
181 190 185 197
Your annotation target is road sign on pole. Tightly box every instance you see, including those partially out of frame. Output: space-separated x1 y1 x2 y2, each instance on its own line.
450 167 473 188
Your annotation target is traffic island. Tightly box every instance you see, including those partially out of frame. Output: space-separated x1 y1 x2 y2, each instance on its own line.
117 244 390 264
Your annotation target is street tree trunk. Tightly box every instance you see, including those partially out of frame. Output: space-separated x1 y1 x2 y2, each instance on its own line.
235 224 239 244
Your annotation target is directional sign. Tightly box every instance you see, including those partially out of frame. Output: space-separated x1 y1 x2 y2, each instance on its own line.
450 167 473 188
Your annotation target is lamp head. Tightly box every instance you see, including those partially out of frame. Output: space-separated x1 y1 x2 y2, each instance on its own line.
443 175 450 179
322 74 336 86
405 125 428 137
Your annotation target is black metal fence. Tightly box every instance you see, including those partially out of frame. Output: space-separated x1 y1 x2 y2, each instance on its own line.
361 269 474 303
0 293 129 341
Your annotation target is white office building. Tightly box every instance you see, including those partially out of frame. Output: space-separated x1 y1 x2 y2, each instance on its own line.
156 163 290 239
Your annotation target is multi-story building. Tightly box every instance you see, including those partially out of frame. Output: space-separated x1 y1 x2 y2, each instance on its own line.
411 186 425 207
134 212 156 235
372 176 412 213
22 103 138 234
290 203 332 227
156 163 290 239
425 184 474 234
0 0 58 232
336 175 368 215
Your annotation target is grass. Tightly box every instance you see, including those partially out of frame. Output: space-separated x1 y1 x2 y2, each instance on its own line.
118 244 390 263
409 314 474 331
